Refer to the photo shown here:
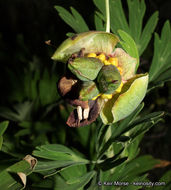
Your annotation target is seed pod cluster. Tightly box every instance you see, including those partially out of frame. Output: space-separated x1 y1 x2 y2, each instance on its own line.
67 55 122 100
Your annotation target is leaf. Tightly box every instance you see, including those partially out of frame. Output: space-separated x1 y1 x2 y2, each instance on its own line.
99 111 164 158
148 67 171 92
118 30 139 70
120 175 148 190
120 155 160 180
31 178 53 189
154 67 171 83
97 148 127 171
0 121 9 136
70 7 89 32
33 144 89 172
66 171 95 185
77 124 91 147
0 137 3 151
94 13 105 31
149 21 171 82
86 175 98 190
123 134 144 160
34 144 77 156
127 111 164 132
118 103 144 130
130 117 163 140
0 121 9 150
0 101 33 122
39 69 58 106
153 170 171 190
55 6 89 33
139 11 159 55
34 160 86 172
127 0 146 43
109 0 130 33
0 155 37 190
96 124 110 153
60 164 87 183
54 171 96 190
33 145 89 178
93 0 158 55
99 157 128 171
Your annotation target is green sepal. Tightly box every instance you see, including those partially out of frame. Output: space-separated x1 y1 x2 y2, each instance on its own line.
97 65 121 94
79 81 99 101
100 73 149 124
68 57 103 81
52 31 119 62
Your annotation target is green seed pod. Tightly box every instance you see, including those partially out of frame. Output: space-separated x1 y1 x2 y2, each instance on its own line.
68 57 104 81
79 81 99 101
97 65 121 94
51 31 119 63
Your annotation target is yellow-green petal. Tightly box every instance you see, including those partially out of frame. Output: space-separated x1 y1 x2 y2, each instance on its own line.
100 74 148 124
52 31 119 62
112 48 137 80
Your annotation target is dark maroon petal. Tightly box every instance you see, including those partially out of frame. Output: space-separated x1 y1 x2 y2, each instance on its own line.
58 76 82 100
66 99 89 109
58 76 77 97
66 100 100 127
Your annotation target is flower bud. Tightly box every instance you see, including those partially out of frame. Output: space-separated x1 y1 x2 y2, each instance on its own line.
97 65 121 94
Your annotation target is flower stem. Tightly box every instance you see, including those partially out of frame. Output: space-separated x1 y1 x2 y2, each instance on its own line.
105 0 110 33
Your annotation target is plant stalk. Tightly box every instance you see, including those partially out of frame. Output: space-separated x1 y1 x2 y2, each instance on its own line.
105 0 110 33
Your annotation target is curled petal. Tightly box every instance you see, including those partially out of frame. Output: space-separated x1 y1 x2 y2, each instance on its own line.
52 31 119 62
100 74 148 124
58 76 78 97
111 48 137 80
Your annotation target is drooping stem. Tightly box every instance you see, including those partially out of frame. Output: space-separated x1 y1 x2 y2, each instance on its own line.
105 0 110 33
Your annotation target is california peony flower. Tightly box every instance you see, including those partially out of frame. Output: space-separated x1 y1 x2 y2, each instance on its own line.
52 31 148 127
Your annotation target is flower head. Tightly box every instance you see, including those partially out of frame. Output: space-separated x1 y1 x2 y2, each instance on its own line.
52 31 148 127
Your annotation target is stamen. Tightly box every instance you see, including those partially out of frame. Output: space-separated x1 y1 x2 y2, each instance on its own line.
108 57 118 67
83 107 90 119
117 67 123 75
97 53 106 62
104 60 111 65
92 93 101 100
71 79 77 85
77 106 83 121
101 94 113 99
87 53 96 58
115 81 123 93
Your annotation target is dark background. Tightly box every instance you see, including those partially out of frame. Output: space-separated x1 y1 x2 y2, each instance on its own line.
0 0 170 181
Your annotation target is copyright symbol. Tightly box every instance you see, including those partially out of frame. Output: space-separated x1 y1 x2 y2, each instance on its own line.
98 181 102 186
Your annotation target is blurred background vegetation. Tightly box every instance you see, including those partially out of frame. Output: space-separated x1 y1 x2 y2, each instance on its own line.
0 0 170 183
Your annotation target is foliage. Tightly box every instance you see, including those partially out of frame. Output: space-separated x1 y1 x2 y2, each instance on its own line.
0 0 170 189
